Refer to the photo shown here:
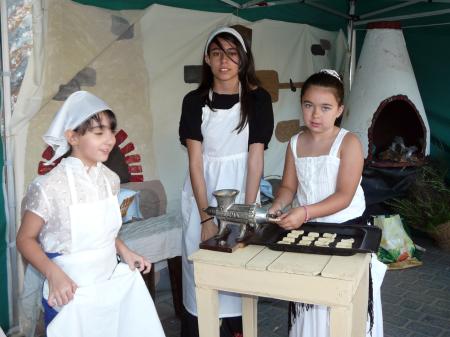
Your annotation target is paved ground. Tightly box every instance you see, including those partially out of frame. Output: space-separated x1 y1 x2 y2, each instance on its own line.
155 234 450 337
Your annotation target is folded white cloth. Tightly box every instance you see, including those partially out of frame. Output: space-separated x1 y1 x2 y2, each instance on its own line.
43 91 111 164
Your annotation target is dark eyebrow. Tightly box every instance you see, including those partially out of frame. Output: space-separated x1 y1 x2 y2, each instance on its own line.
88 124 111 131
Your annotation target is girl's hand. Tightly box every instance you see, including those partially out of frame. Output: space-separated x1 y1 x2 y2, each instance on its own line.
276 207 306 230
47 265 77 307
120 247 152 274
201 219 218 241
267 205 283 222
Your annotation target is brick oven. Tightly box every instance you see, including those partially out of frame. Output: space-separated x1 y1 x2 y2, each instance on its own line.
341 21 430 168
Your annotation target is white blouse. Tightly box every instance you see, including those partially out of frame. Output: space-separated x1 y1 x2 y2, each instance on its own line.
22 157 120 254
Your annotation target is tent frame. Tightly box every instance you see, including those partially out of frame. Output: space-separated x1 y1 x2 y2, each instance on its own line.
1 0 450 334
1 0 18 333
218 0 450 82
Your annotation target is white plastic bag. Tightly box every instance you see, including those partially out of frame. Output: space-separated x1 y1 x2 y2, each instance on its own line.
374 214 415 264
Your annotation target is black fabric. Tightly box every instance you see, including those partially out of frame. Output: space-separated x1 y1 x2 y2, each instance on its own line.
248 88 273 149
104 145 131 183
361 166 417 206
181 306 242 337
179 87 274 149
368 262 374 335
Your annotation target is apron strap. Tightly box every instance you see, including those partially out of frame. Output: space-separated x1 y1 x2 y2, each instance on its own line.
329 128 348 158
66 166 78 204
290 133 299 158
102 172 113 197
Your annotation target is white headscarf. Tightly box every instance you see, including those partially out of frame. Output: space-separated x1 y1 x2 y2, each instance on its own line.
204 26 247 56
43 91 111 164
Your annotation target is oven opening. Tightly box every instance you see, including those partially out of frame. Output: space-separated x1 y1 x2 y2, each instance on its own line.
367 95 427 167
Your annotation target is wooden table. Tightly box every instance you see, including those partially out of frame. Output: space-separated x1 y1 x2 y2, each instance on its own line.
190 245 370 337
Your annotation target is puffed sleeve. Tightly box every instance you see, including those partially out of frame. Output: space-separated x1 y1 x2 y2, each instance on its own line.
22 180 51 222
248 87 274 150
179 90 204 146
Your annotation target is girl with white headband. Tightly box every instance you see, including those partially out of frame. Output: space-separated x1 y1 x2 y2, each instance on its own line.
17 91 165 337
179 26 274 337
268 70 386 337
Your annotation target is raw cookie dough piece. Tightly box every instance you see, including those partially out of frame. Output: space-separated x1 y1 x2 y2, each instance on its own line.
282 237 296 243
287 232 300 238
277 240 290 245
292 230 304 235
336 242 352 248
322 233 337 239
340 238 355 243
307 232 320 237
300 236 315 241
314 241 329 247
298 240 311 246
317 237 334 243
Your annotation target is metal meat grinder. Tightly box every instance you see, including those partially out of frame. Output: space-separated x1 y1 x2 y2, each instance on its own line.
204 188 271 243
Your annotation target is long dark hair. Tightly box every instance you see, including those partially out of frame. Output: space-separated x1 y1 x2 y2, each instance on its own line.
198 32 260 133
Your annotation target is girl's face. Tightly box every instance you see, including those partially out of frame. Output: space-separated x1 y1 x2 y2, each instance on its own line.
301 85 343 134
205 37 240 85
68 113 116 167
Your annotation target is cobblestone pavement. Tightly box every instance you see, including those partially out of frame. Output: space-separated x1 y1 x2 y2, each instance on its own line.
155 234 450 337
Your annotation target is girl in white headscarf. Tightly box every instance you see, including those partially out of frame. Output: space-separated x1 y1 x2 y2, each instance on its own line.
17 91 165 337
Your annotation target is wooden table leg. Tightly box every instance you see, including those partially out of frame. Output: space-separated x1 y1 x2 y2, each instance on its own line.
351 263 369 337
330 306 352 337
168 256 182 318
196 287 220 337
242 294 258 337
330 261 369 337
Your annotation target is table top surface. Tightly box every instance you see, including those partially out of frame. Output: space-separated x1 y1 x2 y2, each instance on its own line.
118 211 182 262
191 245 370 288
119 211 181 238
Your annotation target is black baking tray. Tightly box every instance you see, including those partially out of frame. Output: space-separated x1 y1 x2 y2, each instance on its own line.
247 222 381 256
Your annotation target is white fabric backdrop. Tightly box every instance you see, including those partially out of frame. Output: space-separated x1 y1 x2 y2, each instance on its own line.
13 2 348 221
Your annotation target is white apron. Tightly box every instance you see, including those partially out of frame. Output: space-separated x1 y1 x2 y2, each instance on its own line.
289 129 386 337
182 94 252 318
44 166 165 337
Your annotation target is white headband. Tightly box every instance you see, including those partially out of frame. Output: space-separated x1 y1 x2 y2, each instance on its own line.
204 26 247 56
319 69 342 82
43 91 112 164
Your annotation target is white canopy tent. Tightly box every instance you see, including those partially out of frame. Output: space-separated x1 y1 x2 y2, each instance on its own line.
2 0 450 333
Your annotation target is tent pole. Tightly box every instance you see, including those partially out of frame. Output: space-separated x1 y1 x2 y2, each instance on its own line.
347 0 356 89
359 0 422 19
0 0 19 333
355 9 450 26
304 1 350 19
242 0 351 19
220 0 242 9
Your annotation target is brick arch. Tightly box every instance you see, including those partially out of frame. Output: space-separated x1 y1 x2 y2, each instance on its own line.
38 129 143 182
